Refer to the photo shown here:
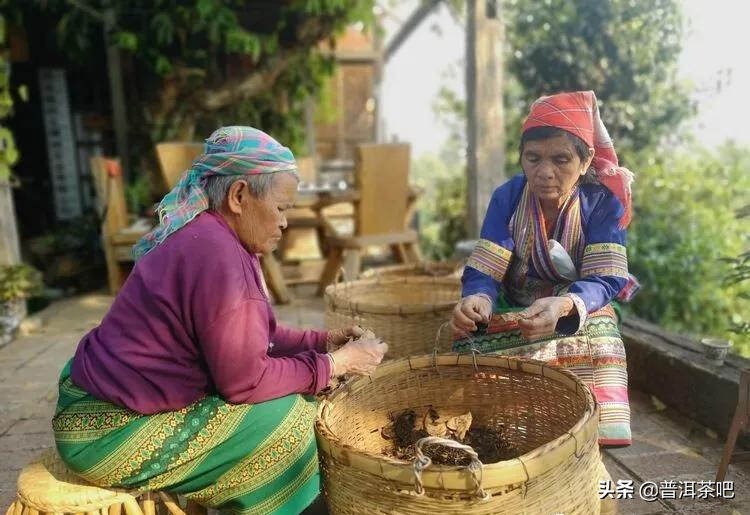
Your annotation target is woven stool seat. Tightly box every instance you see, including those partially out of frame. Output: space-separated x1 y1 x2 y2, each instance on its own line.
5 449 205 515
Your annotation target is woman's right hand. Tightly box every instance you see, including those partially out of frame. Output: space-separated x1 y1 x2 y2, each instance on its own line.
451 294 492 334
329 336 388 376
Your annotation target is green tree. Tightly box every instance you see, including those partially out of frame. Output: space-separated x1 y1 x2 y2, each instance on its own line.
0 2 23 182
722 203 750 340
37 0 374 160
626 144 750 353
503 0 693 156
411 151 467 260
436 0 694 167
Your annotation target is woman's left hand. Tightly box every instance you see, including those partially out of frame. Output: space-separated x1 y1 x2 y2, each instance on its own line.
326 325 365 349
518 297 575 340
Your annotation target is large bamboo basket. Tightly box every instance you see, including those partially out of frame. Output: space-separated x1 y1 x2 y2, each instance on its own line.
359 261 464 280
324 277 461 359
316 354 603 514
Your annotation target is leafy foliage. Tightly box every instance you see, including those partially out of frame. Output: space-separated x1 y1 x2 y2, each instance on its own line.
436 0 695 171
0 263 43 302
412 152 467 259
39 0 375 160
0 4 21 182
626 144 750 353
722 202 750 339
503 0 693 153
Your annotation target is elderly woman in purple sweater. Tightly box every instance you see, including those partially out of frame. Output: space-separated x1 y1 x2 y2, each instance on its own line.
51 127 387 515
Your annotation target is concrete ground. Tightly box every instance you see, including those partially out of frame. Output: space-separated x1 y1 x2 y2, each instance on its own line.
2 287 750 514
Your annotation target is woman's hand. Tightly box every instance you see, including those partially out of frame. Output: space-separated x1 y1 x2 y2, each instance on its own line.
330 336 388 376
326 325 365 350
518 296 575 340
451 294 492 335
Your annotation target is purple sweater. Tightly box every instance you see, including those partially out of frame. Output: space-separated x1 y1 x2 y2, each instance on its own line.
71 211 331 414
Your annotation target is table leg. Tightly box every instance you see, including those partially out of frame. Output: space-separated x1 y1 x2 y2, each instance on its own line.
317 247 344 296
391 243 408 263
404 241 422 262
342 249 362 281
261 253 292 304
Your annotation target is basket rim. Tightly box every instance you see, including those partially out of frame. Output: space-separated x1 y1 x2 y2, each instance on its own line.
315 354 599 491
324 276 461 315
359 261 464 278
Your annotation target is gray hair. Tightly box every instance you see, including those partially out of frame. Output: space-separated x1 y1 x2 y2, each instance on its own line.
204 170 299 211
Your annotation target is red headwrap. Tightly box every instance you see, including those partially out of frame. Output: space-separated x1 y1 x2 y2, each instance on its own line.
522 91 634 228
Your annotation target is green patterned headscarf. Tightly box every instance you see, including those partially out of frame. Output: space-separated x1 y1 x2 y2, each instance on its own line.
133 126 297 260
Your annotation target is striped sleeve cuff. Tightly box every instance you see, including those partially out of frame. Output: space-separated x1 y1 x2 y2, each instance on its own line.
563 293 587 333
466 239 513 283
580 243 629 279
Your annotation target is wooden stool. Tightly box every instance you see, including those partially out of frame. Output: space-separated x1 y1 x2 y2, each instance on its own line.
717 369 750 482
5 449 206 515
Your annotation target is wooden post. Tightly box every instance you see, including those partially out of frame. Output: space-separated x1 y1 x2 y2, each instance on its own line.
465 0 504 238
304 98 316 156
335 69 345 159
103 7 130 179
373 27 384 144
0 181 21 266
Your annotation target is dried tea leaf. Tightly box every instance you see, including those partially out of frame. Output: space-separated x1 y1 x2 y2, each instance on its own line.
423 408 448 437
392 410 418 447
446 412 473 440
500 312 524 323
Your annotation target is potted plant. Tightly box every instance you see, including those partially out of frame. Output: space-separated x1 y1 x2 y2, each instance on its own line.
0 263 43 344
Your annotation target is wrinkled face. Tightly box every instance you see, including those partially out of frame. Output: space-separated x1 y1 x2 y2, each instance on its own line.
521 135 593 202
233 173 298 254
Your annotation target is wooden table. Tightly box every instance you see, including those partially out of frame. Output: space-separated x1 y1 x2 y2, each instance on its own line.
261 189 360 304
264 186 422 304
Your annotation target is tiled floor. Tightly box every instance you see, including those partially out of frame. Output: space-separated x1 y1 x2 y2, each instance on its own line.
2 286 749 513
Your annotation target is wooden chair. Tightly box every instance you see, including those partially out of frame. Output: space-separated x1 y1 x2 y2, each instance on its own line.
90 157 151 295
154 142 203 189
316 143 421 294
281 156 323 262
6 449 206 515
295 155 318 185
717 368 750 481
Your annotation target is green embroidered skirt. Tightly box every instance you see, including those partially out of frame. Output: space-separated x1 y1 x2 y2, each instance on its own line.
52 361 320 514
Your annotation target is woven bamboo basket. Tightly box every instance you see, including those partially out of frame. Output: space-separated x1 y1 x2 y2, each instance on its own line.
359 261 464 280
324 277 461 359
316 354 603 514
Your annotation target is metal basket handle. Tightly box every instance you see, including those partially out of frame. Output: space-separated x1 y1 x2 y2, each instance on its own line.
412 436 490 500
